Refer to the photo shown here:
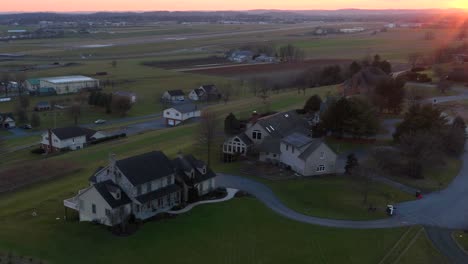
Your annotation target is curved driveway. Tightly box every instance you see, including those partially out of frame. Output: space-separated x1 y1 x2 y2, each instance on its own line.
217 142 468 230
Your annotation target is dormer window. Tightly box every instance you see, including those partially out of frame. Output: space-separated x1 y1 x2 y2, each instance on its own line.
115 192 121 200
202 168 206 174
252 130 262 140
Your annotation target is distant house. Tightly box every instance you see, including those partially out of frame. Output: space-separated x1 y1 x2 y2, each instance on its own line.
64 151 216 226
40 126 106 153
113 91 137 103
162 90 185 102
26 78 41 92
163 104 201 126
229 50 254 63
188 85 221 101
340 67 389 97
34 101 51 111
254 54 277 63
0 113 15 129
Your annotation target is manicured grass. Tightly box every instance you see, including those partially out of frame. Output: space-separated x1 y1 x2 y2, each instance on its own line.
398 230 450 264
0 197 410 264
265 175 414 220
388 158 462 192
453 231 468 252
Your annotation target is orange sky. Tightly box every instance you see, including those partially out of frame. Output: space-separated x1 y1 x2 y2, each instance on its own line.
1 0 466 12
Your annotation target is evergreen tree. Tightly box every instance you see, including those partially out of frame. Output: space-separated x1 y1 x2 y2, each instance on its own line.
345 153 359 175
303 95 322 113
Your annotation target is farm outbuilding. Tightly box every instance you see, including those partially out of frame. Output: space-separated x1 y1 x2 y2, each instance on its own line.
39 76 99 95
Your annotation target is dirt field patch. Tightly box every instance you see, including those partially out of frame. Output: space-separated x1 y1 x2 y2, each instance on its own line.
183 59 353 78
142 56 229 69
0 159 81 193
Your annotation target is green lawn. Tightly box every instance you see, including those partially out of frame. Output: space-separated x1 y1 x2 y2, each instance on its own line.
388 158 462 192
0 196 410 264
453 231 468 252
264 175 413 220
398 230 450 264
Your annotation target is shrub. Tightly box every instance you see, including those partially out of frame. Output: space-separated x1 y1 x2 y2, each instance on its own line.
31 148 45 154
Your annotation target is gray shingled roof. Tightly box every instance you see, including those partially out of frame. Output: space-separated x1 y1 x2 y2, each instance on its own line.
167 89 185 96
282 132 313 149
116 151 174 186
172 154 216 184
135 184 181 204
171 103 199 114
237 133 253 145
94 180 132 209
297 139 326 161
256 111 309 138
51 126 97 140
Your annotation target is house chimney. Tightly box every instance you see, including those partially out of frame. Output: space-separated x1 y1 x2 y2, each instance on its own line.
109 153 116 174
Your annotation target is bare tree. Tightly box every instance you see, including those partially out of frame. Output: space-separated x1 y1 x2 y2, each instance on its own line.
197 110 218 167
1 72 9 97
68 103 81 125
351 163 376 205
112 96 132 116
14 72 27 95
219 83 233 104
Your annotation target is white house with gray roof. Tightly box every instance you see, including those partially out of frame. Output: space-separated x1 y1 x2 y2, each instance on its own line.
223 111 337 175
278 133 337 176
163 104 201 126
64 151 216 226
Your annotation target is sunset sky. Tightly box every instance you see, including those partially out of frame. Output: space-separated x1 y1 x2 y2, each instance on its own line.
1 0 467 12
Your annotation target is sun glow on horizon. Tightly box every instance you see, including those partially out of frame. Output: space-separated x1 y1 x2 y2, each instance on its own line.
450 0 468 9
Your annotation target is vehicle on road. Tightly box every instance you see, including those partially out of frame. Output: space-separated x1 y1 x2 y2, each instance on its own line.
20 124 32 129
94 119 107 124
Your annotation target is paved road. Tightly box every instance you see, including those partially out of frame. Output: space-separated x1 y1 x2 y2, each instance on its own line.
426 227 468 264
217 142 468 230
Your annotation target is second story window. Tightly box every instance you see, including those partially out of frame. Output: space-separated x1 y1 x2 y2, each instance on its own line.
252 130 262 140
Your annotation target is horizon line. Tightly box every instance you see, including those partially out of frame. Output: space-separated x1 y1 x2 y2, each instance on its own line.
0 7 467 14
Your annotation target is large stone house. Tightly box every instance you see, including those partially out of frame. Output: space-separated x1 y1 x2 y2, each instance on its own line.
40 126 105 153
223 111 337 176
64 151 216 226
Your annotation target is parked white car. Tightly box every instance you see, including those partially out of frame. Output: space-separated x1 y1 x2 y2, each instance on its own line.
94 119 107 124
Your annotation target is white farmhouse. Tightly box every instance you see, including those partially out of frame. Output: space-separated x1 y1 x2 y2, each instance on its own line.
163 104 201 126
278 133 337 176
0 113 16 129
40 126 105 153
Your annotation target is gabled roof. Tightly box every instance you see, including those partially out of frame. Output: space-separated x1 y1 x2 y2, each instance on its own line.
135 184 181 204
171 103 199 114
297 139 327 161
116 151 174 186
172 154 216 184
255 111 309 138
94 180 132 209
36 101 51 107
0 112 15 122
236 133 253 145
200 84 218 94
51 126 97 140
193 88 205 97
166 89 185 96
282 132 313 149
